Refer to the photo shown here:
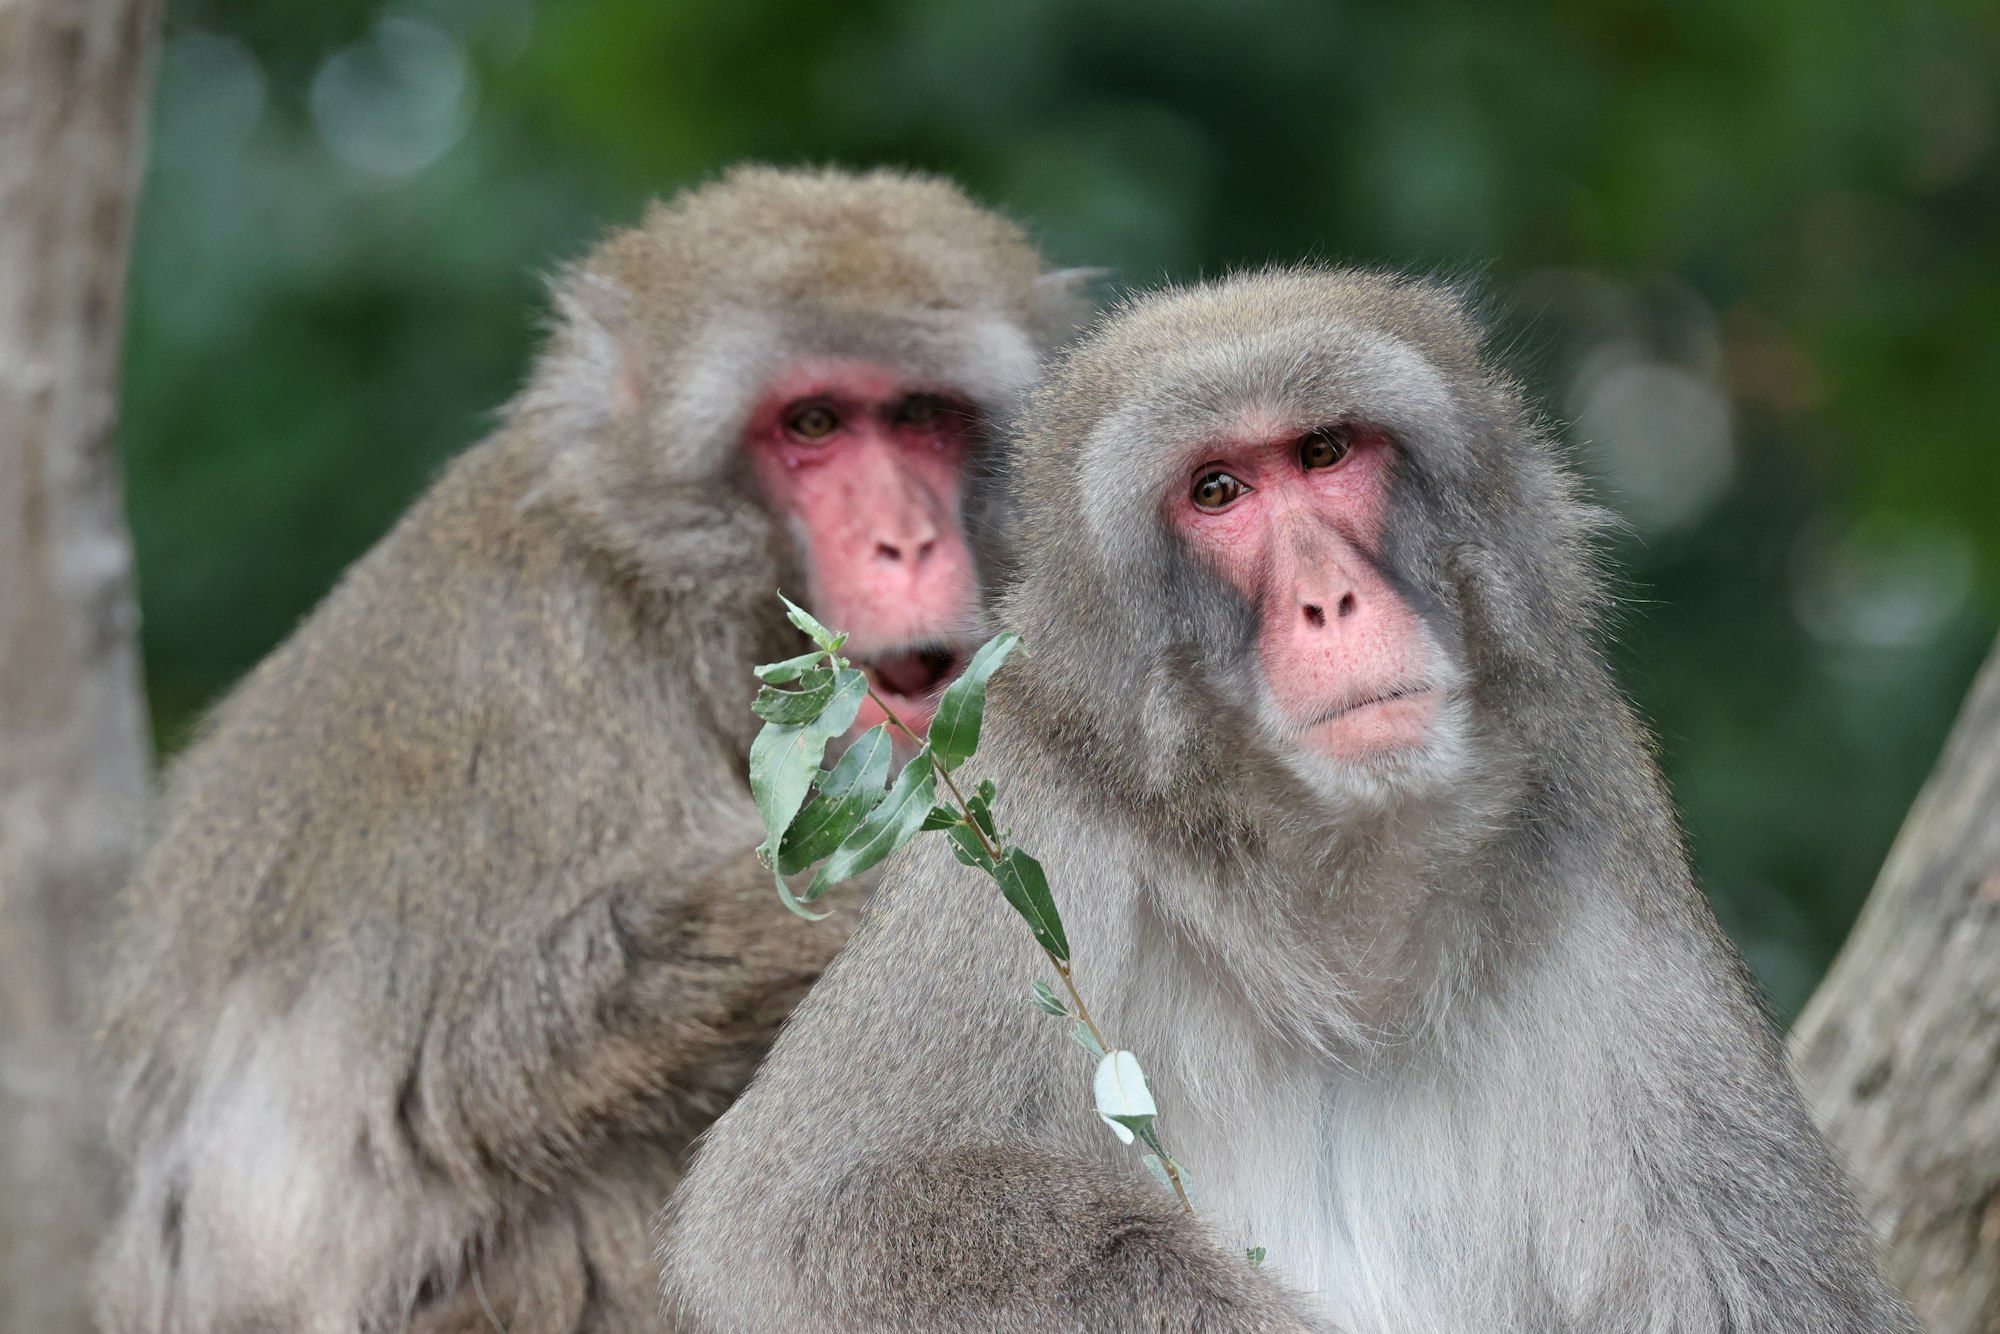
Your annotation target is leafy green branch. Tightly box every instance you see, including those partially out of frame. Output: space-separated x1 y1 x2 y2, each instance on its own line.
747 594 1196 1216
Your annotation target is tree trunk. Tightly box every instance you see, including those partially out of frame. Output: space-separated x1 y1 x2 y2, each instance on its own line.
0 0 160 1327
1793 635 2000 1333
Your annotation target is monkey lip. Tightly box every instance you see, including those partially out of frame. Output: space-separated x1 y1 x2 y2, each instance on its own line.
1299 685 1440 756
851 642 966 733
1311 684 1435 723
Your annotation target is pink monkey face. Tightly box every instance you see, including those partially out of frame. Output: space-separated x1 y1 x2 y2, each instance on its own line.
1167 420 1443 762
745 360 982 736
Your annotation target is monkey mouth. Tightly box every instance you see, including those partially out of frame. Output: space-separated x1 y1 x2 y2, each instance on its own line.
851 642 967 732
1289 683 1442 760
1304 684 1431 725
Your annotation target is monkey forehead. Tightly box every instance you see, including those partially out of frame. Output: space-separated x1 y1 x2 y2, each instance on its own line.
607 165 1053 329
652 304 1041 472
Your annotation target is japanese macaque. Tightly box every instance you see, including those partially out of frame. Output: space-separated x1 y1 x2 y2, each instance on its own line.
93 165 1085 1332
660 269 1917 1332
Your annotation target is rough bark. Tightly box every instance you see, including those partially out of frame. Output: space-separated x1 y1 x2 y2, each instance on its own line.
1793 635 2000 1333
0 0 161 1328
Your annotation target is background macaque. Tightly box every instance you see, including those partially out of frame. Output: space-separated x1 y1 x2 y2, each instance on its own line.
93 166 1083 1332
661 269 1917 1331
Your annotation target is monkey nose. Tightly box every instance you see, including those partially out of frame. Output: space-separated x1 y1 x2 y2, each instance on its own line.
1300 592 1357 630
874 531 939 567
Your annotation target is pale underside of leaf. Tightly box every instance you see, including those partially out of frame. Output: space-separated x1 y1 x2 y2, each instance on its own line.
754 649 826 684
1094 1050 1159 1140
779 593 846 653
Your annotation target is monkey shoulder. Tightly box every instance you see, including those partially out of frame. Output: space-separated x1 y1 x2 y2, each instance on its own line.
110 433 755 1038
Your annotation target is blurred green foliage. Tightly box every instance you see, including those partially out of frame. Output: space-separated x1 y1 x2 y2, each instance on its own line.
122 0 2000 1018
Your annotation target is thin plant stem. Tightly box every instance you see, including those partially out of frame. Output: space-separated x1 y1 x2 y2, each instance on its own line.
1051 956 1106 1051
1138 1123 1194 1214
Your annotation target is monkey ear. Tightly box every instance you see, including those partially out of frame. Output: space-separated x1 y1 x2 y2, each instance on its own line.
517 264 640 438
1033 267 1110 345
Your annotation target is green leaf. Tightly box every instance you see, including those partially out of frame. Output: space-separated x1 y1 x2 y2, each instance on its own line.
919 805 960 832
1030 979 1069 1016
778 593 847 653
777 725 894 874
944 821 995 870
804 749 938 898
965 785 997 843
1245 1247 1266 1267
1070 1021 1107 1058
927 632 1019 770
1142 1154 1173 1193
992 847 1068 962
749 668 867 863
773 873 832 921
751 667 835 724
753 650 825 684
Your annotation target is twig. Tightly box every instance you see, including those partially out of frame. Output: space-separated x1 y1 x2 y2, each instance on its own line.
1138 1122 1194 1213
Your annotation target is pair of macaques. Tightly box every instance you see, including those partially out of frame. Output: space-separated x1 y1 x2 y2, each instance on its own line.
94 166 1915 1332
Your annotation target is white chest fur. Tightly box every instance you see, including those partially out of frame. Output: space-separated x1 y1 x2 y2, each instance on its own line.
1165 1057 1473 1332
1136 951 1643 1333
1123 974 1369 1322
1120 947 1482 1333
1170 1080 1353 1316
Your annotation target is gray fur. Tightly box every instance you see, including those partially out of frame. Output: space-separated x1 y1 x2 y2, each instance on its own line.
93 165 1080 1332
660 268 1916 1332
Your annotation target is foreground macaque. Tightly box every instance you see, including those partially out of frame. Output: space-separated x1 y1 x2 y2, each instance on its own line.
94 166 1082 1331
662 270 1916 1331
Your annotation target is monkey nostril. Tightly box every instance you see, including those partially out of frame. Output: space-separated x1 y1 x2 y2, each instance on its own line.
1337 592 1357 619
880 532 939 567
1303 602 1326 629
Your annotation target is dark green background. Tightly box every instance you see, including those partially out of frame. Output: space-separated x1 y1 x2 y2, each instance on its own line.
123 0 2000 1019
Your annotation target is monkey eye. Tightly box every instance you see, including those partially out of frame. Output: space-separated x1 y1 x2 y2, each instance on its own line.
785 404 840 441
1190 470 1246 512
893 394 944 429
1299 426 1352 471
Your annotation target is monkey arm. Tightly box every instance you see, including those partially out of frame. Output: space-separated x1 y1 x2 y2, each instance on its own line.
1484 773 1919 1332
398 849 853 1194
1604 918 1921 1331
668 1135 1325 1333
819 1142 1327 1333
